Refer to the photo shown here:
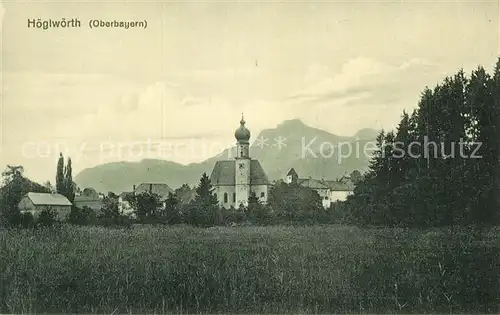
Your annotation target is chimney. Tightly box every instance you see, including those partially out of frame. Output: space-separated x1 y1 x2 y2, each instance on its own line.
149 184 153 192
133 184 136 191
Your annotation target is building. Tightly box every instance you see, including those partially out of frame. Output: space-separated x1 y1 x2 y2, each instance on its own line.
18 192 72 221
118 192 134 216
283 168 354 208
73 196 104 214
210 115 271 209
118 183 174 216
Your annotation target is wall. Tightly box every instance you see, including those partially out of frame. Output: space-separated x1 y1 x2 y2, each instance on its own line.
19 202 71 221
250 185 269 204
118 197 134 217
214 185 236 209
235 159 251 207
18 196 35 212
331 191 352 202
314 188 331 209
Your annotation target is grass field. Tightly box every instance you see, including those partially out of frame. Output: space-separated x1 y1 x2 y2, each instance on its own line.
1 224 499 314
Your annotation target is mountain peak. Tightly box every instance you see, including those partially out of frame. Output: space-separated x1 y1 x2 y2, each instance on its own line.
279 118 306 127
354 128 379 140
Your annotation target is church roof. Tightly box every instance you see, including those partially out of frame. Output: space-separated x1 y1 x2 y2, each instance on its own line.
210 160 270 186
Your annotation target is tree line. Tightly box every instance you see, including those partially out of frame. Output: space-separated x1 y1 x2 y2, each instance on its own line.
70 173 335 228
345 58 500 228
2 59 499 229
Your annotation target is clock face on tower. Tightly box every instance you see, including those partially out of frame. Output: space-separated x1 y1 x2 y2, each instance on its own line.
238 162 245 170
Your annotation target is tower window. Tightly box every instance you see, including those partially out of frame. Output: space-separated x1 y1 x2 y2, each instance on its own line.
224 193 228 203
260 192 265 198
233 193 236 202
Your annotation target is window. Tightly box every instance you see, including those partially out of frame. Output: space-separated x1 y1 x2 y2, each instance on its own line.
260 192 265 198
224 193 228 203
324 196 328 200
214 193 217 200
233 193 236 202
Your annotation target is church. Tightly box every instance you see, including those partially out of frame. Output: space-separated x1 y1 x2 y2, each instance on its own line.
210 116 271 209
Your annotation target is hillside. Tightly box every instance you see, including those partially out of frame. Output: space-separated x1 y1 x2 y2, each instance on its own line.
74 120 378 193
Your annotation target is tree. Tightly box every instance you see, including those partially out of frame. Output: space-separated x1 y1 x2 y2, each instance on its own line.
36 207 58 227
164 192 181 224
346 58 500 228
68 205 96 225
43 181 55 193
56 153 65 196
246 191 271 225
126 191 161 221
174 184 194 204
1 165 24 184
64 157 75 203
349 170 363 185
0 166 50 227
468 66 499 226
187 173 219 227
268 182 323 224
82 187 98 198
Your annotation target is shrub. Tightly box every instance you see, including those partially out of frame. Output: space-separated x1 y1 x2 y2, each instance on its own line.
68 206 97 226
19 212 34 228
36 207 58 227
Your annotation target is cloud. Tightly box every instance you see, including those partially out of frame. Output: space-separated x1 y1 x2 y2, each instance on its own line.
291 57 439 107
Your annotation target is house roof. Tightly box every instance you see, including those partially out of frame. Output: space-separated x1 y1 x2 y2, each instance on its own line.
118 191 133 199
74 198 104 211
74 196 101 202
286 168 298 177
297 178 329 189
295 177 355 191
210 160 270 186
320 180 355 191
24 192 72 206
134 183 173 200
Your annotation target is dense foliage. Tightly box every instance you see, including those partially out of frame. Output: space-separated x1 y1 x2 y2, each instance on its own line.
346 60 500 228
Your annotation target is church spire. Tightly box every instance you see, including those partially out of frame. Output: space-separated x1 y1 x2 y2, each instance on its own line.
235 114 251 143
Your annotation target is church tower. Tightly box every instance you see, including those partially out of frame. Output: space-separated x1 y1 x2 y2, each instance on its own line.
234 114 251 207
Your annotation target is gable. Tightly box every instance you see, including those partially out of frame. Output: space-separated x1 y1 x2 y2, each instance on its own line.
135 183 173 199
210 160 270 186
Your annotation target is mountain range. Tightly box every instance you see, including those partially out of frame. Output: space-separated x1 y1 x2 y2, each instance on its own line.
74 119 378 193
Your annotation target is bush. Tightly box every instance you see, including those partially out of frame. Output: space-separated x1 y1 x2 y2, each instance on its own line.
97 212 133 228
36 208 58 227
19 212 34 228
68 206 97 226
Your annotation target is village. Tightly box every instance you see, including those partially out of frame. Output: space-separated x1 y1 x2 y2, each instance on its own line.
2 1 499 314
15 116 356 222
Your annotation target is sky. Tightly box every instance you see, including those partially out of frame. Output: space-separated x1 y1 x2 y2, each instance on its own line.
0 0 499 183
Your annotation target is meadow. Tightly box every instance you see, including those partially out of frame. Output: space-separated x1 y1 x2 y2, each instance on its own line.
1 224 499 314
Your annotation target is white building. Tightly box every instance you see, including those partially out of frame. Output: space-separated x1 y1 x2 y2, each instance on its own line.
210 116 271 209
284 168 354 209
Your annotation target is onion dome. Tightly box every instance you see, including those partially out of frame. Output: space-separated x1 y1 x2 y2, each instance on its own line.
234 114 251 142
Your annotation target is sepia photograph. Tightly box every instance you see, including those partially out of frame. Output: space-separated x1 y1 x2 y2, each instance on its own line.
0 0 499 313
